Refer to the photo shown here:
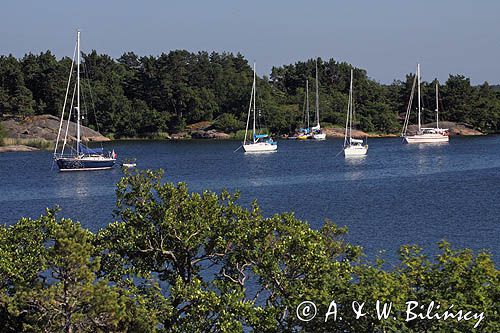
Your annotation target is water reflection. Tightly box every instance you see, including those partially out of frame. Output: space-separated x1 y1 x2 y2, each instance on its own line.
343 156 367 180
54 170 115 200
344 155 367 165
413 143 448 174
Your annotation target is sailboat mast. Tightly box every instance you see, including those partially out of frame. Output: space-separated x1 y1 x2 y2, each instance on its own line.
315 60 320 127
243 84 253 145
349 69 353 142
253 63 256 143
76 30 81 155
435 82 439 129
417 63 421 132
306 79 310 131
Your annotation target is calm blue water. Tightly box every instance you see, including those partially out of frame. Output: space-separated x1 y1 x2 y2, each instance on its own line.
1 137 499 264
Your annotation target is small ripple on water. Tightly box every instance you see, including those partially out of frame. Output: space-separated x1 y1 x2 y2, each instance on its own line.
1 136 499 264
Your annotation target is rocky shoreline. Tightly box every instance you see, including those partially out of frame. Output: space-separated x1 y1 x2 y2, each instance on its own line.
1 115 111 152
0 145 40 153
0 116 486 153
304 121 483 139
1 115 110 143
321 127 396 138
405 121 483 136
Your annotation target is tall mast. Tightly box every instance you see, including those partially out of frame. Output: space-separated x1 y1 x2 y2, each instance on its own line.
252 62 256 143
417 63 421 132
243 80 253 145
349 69 353 141
306 79 310 131
76 30 81 154
343 70 352 148
435 81 439 129
315 60 320 127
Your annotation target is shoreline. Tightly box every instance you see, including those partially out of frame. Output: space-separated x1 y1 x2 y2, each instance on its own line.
2 116 485 150
0 144 41 153
1 131 492 153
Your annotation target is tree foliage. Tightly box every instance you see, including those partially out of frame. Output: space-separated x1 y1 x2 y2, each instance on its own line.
0 122 6 145
2 51 500 137
0 170 498 332
0 211 155 332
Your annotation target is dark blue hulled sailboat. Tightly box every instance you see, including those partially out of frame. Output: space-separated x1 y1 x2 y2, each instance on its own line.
55 144 116 171
53 30 116 171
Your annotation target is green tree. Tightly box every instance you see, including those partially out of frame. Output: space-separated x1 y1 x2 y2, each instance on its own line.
442 74 475 125
0 210 155 332
0 55 34 116
0 171 498 332
21 51 67 116
213 113 244 132
96 169 361 332
4 49 500 135
0 122 6 145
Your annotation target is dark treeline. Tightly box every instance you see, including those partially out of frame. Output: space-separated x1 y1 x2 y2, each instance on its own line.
1 50 500 137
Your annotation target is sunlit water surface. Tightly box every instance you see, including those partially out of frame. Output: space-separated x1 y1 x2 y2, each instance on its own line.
1 136 499 264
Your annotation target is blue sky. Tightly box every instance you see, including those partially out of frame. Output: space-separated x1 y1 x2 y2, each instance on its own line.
1 0 499 84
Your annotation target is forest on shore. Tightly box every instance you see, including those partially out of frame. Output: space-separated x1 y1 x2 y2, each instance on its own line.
1 50 500 138
0 169 498 332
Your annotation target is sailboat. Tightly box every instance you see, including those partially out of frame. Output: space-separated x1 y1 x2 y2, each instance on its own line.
402 63 449 143
53 30 116 171
242 63 278 153
343 69 368 157
312 60 326 140
296 80 312 140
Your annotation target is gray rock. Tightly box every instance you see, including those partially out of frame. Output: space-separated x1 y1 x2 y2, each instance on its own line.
1 115 110 142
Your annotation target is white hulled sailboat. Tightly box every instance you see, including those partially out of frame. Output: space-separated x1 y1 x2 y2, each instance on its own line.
343 69 368 157
242 63 277 153
312 60 326 140
402 63 449 143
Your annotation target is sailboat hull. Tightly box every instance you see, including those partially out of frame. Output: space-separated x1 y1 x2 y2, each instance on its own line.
55 156 116 171
344 145 368 157
243 142 278 153
404 134 449 144
313 133 326 140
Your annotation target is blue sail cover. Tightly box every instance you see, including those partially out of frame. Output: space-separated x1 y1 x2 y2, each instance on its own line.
254 134 269 139
78 143 104 155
